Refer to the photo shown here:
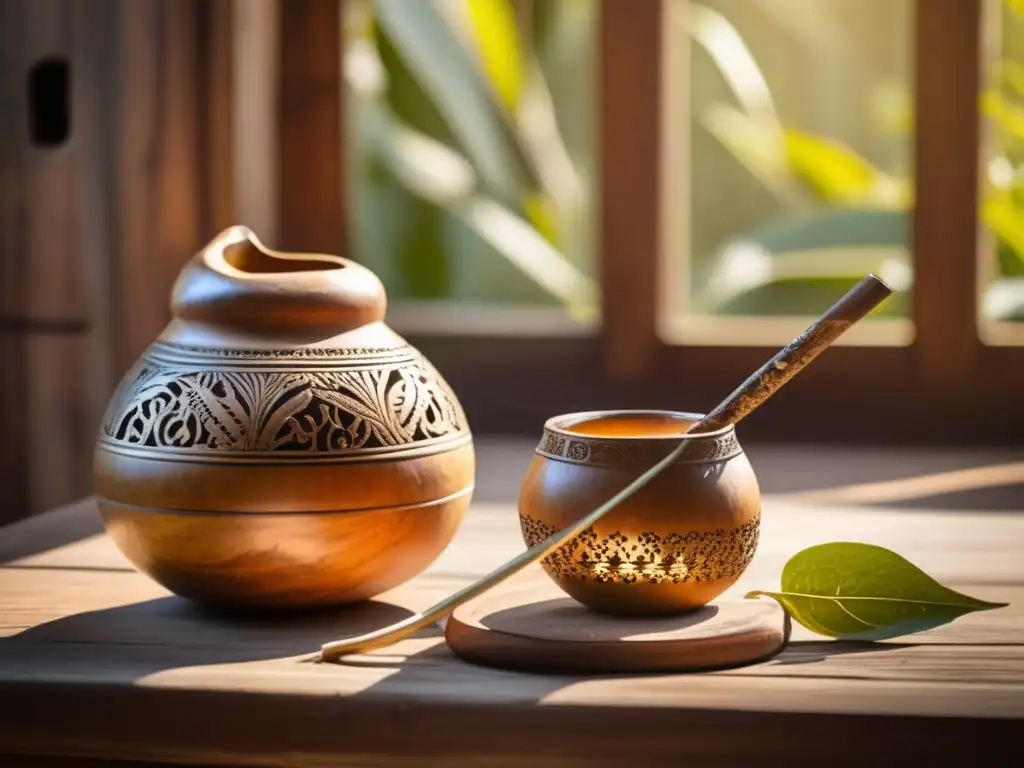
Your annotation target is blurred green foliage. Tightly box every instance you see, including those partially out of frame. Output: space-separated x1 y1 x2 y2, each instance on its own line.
345 0 595 321
692 0 1024 321
345 0 1024 323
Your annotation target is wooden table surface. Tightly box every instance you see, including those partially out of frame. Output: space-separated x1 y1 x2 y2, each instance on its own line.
2 453 1024 767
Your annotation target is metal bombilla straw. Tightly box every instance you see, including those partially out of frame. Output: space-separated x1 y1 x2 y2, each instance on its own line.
318 274 894 662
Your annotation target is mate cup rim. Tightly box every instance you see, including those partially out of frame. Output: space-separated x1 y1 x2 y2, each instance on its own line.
542 409 734 441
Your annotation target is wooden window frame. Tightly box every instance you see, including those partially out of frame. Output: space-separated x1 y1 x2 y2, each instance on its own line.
220 0 1023 445
599 0 1024 444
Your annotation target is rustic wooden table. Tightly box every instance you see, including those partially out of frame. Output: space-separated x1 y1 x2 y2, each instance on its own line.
1 447 1023 767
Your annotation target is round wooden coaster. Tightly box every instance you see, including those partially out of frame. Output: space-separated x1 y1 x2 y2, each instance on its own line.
446 588 790 674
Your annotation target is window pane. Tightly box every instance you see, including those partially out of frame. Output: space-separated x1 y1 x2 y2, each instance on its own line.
343 0 597 333
662 0 914 345
981 0 1024 342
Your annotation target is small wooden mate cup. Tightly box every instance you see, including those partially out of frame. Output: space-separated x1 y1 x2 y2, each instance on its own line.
93 226 474 609
518 410 760 616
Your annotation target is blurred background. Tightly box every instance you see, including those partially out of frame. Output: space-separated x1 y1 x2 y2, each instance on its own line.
3 0 1024 522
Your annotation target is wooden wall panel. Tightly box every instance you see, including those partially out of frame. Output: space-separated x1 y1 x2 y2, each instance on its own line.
0 0 221 523
0 0 98 524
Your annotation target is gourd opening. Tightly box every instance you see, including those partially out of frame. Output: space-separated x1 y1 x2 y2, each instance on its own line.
222 240 343 274
546 410 733 440
567 413 697 438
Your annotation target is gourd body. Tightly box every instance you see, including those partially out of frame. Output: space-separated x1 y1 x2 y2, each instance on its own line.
518 411 759 615
94 227 474 608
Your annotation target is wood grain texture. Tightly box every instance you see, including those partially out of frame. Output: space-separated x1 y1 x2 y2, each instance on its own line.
597 0 661 380
98 495 469 609
0 0 108 523
276 0 344 257
912 0 981 388
0 0 224 523
0 490 1023 766
232 0 279 240
446 576 788 674
113 0 208 375
203 0 236 235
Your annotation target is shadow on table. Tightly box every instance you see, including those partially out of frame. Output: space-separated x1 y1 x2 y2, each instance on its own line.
3 599 1016 768
0 591 586 719
761 640 911 666
0 583 911 682
0 583 974 768
0 594 432 668
0 498 106 565
754 449 1024 512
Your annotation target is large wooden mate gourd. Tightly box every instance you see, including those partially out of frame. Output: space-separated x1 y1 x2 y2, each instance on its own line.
93 226 474 609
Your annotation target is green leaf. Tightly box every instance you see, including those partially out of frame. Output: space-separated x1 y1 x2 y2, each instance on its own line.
982 190 1024 274
746 542 1008 641
783 129 906 207
699 103 800 205
352 94 596 316
374 22 457 146
465 0 525 112
700 208 912 317
372 0 528 205
982 89 1024 147
687 2 778 124
996 60 1024 100
523 191 559 245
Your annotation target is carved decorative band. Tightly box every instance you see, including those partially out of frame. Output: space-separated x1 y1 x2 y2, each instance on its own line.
101 352 468 456
145 341 417 369
535 429 742 467
520 513 760 585
148 341 415 361
96 431 472 464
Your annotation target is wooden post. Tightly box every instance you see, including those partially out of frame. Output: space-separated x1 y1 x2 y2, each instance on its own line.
597 0 662 380
277 0 345 257
912 0 983 389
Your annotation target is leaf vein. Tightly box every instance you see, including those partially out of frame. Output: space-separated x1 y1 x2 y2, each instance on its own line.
833 599 878 629
769 592 996 608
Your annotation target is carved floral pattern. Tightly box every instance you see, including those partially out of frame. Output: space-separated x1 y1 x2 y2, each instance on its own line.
102 352 465 453
520 513 759 585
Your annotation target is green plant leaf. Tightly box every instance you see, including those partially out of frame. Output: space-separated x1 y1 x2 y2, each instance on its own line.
783 129 906 207
746 542 1007 641
372 0 528 205
352 92 596 316
523 191 559 245
687 2 779 125
374 21 458 146
699 103 801 205
465 0 525 113
461 0 582 253
982 190 1024 274
982 89 1024 148
699 208 912 317
996 60 1024 100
